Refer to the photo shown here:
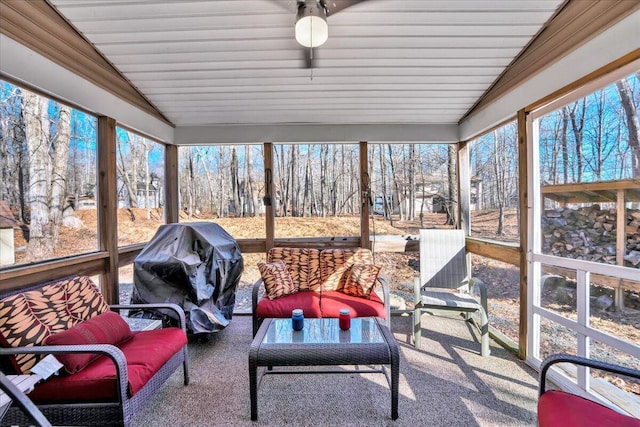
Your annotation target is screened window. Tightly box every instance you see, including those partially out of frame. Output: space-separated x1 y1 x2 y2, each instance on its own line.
468 120 519 243
0 80 98 267
115 127 165 247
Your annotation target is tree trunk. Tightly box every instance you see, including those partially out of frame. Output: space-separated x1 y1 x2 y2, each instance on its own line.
419 169 426 228
408 144 416 220
144 142 150 218
617 78 640 177
569 99 586 182
245 145 258 216
560 107 570 183
49 104 71 247
320 145 327 217
387 145 404 221
187 150 194 217
497 204 504 235
275 145 289 217
446 144 458 226
23 90 52 260
291 145 298 216
117 134 138 208
493 129 506 235
194 147 217 215
230 146 242 216
379 145 392 225
218 149 224 217
302 156 311 217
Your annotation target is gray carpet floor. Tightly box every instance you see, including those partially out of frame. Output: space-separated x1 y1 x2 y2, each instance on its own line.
131 313 539 427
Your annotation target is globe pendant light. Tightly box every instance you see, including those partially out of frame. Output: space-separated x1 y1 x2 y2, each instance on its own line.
295 0 328 48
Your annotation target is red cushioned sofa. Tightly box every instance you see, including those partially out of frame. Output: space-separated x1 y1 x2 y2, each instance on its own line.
0 275 189 427
251 247 390 335
538 353 640 427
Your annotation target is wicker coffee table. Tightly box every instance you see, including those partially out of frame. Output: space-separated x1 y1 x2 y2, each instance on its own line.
248 317 399 421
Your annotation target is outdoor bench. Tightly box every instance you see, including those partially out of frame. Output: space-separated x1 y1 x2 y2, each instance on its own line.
0 275 189 427
252 247 390 335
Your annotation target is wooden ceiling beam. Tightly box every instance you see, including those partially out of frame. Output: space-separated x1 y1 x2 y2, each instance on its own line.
462 0 640 122
0 0 171 124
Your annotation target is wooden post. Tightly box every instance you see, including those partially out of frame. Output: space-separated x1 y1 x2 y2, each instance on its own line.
164 144 179 224
615 189 626 310
359 141 370 249
458 141 471 235
97 116 118 304
517 108 528 360
458 141 473 320
264 143 275 252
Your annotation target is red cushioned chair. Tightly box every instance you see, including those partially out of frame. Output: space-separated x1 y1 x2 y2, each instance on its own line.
538 354 640 427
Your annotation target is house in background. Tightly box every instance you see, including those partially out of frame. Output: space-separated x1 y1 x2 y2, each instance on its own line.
118 173 163 209
374 169 482 216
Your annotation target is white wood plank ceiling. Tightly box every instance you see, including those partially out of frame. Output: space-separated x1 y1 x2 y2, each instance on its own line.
48 0 564 127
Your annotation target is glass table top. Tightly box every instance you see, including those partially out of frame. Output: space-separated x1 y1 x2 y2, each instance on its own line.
263 318 384 345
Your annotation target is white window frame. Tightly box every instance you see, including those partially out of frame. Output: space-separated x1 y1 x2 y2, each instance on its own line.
526 59 640 410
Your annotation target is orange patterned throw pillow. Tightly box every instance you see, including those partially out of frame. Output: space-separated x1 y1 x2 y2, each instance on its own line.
0 275 110 374
258 261 298 300
267 247 321 292
320 248 374 291
342 264 381 299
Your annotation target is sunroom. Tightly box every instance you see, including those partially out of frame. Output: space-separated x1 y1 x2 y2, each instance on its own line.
0 0 639 426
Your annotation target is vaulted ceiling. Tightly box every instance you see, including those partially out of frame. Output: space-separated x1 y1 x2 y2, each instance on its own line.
2 0 638 143
47 0 563 127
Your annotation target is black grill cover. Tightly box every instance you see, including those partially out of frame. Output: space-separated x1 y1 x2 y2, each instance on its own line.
132 222 243 334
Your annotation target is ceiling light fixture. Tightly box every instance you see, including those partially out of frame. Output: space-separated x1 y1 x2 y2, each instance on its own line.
295 0 328 48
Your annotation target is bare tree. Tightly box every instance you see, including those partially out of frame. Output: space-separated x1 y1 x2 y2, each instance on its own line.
291 145 299 216
218 148 225 217
49 105 71 243
387 145 404 221
116 134 139 208
23 90 51 259
617 76 640 177
408 144 416 220
445 144 458 226
245 145 258 216
21 90 71 259
568 99 586 182
230 146 242 216
379 145 392 224
142 140 151 219
491 128 512 235
320 144 328 217
560 106 570 183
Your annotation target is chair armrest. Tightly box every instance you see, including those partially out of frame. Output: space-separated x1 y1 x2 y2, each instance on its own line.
0 344 129 403
473 279 488 314
539 353 640 397
376 275 391 325
0 372 51 427
252 279 264 313
111 303 187 334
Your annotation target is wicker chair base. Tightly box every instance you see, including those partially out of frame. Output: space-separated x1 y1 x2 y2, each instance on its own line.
2 350 188 427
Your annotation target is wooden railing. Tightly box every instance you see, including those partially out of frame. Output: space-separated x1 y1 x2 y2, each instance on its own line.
0 234 519 293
